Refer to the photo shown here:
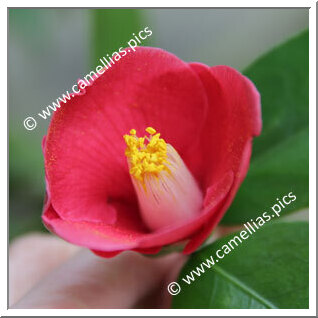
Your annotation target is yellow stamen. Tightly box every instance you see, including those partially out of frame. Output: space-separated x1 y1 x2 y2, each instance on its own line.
145 127 156 135
123 127 203 231
123 127 170 184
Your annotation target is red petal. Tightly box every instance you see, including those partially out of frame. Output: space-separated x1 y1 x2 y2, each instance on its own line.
133 246 162 254
44 47 208 246
183 63 261 253
42 170 233 254
91 250 122 258
45 47 208 225
42 196 144 252
91 246 162 258
43 48 261 256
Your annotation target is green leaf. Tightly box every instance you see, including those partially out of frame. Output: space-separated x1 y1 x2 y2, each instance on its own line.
222 30 309 224
9 132 47 241
91 9 151 67
172 222 309 309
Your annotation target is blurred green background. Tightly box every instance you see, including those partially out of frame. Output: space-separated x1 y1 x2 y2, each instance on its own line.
9 8 309 241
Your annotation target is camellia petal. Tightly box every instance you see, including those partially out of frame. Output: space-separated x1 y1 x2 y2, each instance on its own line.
42 47 261 257
183 63 262 253
44 47 208 227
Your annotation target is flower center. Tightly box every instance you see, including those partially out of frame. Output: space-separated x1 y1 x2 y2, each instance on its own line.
123 127 203 231
123 127 170 185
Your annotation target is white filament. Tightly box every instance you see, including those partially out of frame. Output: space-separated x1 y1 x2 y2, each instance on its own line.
130 144 203 231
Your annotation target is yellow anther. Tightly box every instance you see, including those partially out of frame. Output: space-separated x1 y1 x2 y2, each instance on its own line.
138 137 145 148
123 127 169 184
145 127 156 135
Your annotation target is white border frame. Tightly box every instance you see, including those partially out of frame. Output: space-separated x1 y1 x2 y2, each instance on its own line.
2 1 316 316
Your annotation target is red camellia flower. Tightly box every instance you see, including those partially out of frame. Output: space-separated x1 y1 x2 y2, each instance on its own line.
42 47 262 258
